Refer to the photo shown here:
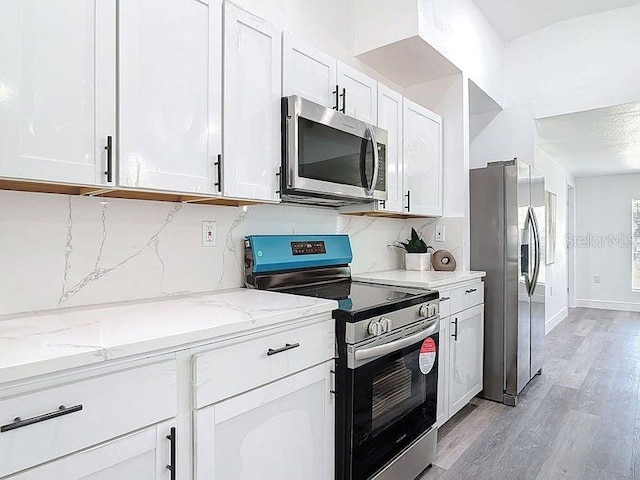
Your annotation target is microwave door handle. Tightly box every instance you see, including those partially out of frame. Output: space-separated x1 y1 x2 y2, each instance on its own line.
354 320 439 362
366 125 379 197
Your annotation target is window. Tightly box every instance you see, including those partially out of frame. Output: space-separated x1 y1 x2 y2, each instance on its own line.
633 199 640 291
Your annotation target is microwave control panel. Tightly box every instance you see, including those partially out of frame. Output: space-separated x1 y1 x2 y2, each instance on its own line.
291 241 327 256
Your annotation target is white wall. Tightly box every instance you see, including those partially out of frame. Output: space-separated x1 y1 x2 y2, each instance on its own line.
353 0 504 104
575 174 640 311
0 190 464 317
536 147 574 330
505 4 640 119
415 0 504 105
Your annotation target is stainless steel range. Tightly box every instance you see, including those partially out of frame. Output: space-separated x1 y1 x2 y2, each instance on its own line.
245 234 439 480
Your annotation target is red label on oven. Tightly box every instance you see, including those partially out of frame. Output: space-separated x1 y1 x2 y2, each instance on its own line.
419 338 436 374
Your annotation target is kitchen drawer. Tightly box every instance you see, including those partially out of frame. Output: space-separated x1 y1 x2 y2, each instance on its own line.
450 281 484 315
194 319 335 408
439 289 452 318
0 360 177 478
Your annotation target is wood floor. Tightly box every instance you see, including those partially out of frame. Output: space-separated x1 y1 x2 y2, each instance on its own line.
420 308 640 480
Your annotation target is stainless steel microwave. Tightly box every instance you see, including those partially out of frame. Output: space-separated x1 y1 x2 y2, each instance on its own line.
281 95 388 206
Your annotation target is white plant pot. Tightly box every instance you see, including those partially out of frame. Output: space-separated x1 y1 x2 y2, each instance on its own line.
405 253 432 271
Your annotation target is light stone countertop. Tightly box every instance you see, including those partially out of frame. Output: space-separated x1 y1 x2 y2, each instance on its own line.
0 289 337 385
353 270 486 290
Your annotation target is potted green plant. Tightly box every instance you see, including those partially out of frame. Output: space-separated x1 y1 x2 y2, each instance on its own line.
394 228 435 271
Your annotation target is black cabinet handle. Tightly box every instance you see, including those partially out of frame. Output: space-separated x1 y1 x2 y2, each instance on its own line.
104 136 113 183
267 343 300 356
452 318 459 341
215 154 222 192
405 190 411 211
340 88 346 113
465 288 478 294
1 404 83 433
333 85 339 110
166 427 176 480
440 297 450 302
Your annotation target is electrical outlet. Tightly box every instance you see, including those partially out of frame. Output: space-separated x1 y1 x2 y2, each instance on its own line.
593 274 601 284
202 221 216 247
435 226 446 242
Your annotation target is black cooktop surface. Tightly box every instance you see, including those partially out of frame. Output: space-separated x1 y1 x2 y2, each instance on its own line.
282 280 438 322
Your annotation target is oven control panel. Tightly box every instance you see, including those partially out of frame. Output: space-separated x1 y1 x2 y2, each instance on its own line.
291 241 327 255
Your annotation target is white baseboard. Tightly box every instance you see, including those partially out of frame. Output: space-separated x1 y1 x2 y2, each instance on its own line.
545 307 568 335
575 299 640 313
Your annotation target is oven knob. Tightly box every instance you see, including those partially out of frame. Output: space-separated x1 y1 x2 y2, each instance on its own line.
368 320 382 336
429 303 439 317
419 304 430 318
380 317 392 333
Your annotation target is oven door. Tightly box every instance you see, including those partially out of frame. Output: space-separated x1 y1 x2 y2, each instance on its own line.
345 320 439 480
283 95 387 202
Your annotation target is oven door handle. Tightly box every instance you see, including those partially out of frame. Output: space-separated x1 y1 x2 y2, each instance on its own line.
355 320 439 362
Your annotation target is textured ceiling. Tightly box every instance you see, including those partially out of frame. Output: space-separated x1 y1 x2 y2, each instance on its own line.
536 102 640 178
471 0 640 41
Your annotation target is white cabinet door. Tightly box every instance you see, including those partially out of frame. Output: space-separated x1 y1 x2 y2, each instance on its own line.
0 0 116 186
403 99 443 217
9 421 175 480
376 84 403 213
223 4 281 202
195 362 334 480
449 305 484 417
436 315 450 427
337 63 377 124
282 33 337 108
119 0 221 194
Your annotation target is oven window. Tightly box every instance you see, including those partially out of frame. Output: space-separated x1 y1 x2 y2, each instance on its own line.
348 333 438 480
297 118 385 190
372 357 425 434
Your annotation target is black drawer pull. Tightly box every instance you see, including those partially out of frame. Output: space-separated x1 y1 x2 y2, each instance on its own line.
166 427 176 480
1 404 83 433
465 288 478 294
267 343 300 356
440 297 450 301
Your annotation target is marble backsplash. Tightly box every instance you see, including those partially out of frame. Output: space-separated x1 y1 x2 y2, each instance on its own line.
0 190 464 316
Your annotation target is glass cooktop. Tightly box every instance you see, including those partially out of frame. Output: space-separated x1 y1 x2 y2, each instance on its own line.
282 280 438 322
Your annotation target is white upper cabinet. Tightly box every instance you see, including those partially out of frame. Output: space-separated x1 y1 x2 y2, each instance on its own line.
403 99 443 216
118 0 222 194
282 33 337 109
223 4 282 202
376 84 403 214
282 34 377 124
337 63 377 124
0 0 116 186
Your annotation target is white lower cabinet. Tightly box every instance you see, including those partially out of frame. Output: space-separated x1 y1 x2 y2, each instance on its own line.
436 282 485 426
449 304 484 416
8 421 175 480
436 315 450 427
195 362 334 480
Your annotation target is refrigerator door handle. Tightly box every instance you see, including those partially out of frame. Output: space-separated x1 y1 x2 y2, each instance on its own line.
529 206 542 296
522 209 533 295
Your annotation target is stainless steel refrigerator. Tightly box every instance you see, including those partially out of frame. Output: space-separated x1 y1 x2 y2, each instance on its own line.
470 159 545 406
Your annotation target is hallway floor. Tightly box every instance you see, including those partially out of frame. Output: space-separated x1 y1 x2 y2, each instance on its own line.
420 308 640 480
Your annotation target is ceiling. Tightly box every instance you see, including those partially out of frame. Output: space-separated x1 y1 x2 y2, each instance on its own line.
471 0 640 41
536 102 640 178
